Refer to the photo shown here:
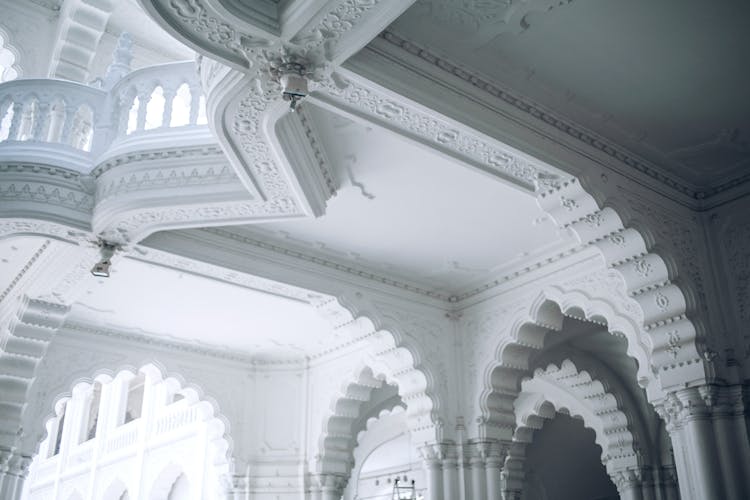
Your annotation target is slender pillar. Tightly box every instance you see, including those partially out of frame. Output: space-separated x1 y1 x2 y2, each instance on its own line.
614 469 643 500
421 443 445 500
0 451 31 500
658 385 750 500
318 474 346 500
468 444 487 500
484 441 505 500
442 455 458 500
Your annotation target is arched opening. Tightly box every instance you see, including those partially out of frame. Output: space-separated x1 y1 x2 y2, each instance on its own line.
0 98 13 140
524 412 618 500
23 363 231 500
482 294 679 498
169 83 191 127
126 95 140 135
149 464 190 500
145 86 165 130
102 479 130 500
345 407 424 500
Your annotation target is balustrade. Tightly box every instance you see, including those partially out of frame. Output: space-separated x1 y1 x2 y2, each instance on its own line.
110 61 207 138
0 61 208 168
154 403 199 436
103 420 139 455
0 80 104 150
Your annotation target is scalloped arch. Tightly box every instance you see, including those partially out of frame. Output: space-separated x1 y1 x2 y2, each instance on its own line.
519 360 640 473
0 26 22 82
33 361 233 465
320 294 443 442
316 365 403 479
479 286 664 441
538 178 706 388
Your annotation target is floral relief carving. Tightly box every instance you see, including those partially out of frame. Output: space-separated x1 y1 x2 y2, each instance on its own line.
723 220 750 323
633 258 652 278
609 232 627 247
168 0 270 60
621 193 708 315
654 292 670 311
322 76 560 191
666 330 681 359
560 196 578 211
292 0 384 54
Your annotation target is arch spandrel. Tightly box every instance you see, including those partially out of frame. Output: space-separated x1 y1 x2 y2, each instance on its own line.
537 178 708 390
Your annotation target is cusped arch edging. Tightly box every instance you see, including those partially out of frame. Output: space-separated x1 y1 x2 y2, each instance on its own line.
316 365 403 480
30 361 233 476
479 288 660 442
314 294 443 445
537 178 706 389
0 25 22 82
503 360 642 493
518 360 640 474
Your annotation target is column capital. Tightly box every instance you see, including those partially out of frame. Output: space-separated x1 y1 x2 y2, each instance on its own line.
419 442 457 464
612 467 652 494
0 449 32 477
313 473 347 493
464 440 508 466
655 384 744 428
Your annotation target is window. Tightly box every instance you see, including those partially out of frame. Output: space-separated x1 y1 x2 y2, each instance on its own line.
124 373 145 424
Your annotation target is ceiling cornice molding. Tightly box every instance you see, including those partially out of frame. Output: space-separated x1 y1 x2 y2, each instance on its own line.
143 225 597 309
62 320 308 367
372 31 750 206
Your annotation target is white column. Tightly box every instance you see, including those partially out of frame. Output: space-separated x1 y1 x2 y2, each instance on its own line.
485 457 503 500
658 386 750 500
442 456 458 500
425 457 443 500
469 452 486 500
614 469 643 500
0 452 31 500
420 443 445 500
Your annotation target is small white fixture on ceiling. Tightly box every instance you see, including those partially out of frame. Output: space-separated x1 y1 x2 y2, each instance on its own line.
91 242 117 278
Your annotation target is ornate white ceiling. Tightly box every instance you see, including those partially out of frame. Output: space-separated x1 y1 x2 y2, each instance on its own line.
387 0 750 197
66 255 342 362
236 104 575 297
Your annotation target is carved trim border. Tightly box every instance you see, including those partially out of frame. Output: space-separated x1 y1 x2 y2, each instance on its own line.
376 30 745 201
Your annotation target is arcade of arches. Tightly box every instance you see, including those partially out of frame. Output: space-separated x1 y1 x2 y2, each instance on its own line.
1 1 749 499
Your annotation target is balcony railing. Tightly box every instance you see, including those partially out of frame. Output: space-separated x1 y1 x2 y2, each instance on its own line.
0 61 209 172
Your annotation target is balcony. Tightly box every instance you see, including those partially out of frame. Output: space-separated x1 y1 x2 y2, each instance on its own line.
0 61 210 174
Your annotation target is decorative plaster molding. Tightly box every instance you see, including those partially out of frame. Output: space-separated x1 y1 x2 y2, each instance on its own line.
374 30 749 201
315 70 564 193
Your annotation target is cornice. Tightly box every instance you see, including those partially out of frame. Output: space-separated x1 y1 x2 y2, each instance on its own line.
159 226 592 307
374 31 749 205
62 321 307 367
0 239 51 305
